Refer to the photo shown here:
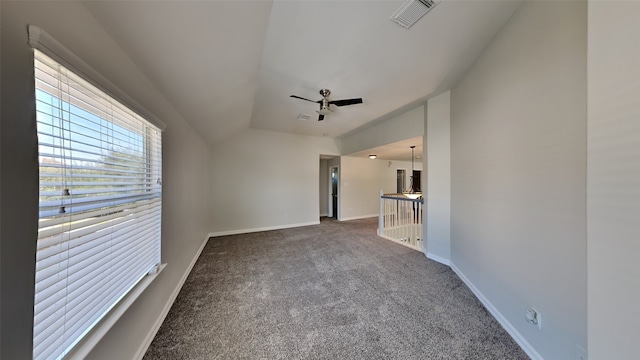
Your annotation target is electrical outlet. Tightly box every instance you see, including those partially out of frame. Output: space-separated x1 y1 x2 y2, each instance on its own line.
525 308 542 329
576 345 587 360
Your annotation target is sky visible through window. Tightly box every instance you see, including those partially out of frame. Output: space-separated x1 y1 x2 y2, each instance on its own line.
36 88 144 162
36 88 150 219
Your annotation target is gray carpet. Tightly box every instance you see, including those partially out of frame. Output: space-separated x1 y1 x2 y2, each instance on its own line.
143 218 528 359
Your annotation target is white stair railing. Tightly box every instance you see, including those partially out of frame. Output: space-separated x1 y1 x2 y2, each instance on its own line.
378 191 424 251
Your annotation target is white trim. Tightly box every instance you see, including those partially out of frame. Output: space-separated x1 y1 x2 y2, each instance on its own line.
426 252 450 266
66 264 167 360
339 214 378 221
320 213 329 217
208 221 320 238
27 25 167 131
133 234 210 360
450 263 543 360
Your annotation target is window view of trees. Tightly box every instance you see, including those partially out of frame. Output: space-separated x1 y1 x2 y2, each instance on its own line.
36 88 154 219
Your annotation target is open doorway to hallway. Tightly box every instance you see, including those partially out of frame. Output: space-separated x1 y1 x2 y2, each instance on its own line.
330 166 338 219
397 169 406 193
320 155 340 220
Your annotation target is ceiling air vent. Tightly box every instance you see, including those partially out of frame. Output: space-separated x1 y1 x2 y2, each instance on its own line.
297 113 312 121
390 0 439 29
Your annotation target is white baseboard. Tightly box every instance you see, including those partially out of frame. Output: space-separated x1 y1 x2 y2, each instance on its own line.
339 214 378 221
450 263 543 360
320 213 329 217
208 220 320 238
133 234 210 360
426 252 450 266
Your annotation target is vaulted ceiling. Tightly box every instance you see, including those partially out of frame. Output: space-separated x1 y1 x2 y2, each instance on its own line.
84 1 521 147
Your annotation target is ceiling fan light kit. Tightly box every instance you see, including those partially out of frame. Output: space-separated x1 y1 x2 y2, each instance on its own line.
317 107 332 116
290 89 363 121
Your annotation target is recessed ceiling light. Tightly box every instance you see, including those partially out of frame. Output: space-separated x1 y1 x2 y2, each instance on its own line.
369 155 377 159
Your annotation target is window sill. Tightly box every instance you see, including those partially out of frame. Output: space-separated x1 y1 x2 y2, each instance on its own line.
65 263 167 359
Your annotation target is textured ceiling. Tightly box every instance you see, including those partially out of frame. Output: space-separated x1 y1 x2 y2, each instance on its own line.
84 0 521 147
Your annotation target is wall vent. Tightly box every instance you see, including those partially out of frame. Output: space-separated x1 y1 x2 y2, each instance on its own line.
390 0 439 29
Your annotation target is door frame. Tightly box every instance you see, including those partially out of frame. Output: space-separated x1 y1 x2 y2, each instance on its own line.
396 168 407 193
412 169 422 192
329 166 339 219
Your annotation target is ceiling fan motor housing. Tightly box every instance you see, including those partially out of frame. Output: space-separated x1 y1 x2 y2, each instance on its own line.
318 90 332 115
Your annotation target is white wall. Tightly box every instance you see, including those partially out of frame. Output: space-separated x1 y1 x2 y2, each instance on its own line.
339 157 421 220
209 128 340 234
425 91 451 263
587 2 640 359
450 2 587 359
340 105 424 155
1 2 212 359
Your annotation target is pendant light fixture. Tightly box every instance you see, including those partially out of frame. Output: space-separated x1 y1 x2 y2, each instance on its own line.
403 145 422 199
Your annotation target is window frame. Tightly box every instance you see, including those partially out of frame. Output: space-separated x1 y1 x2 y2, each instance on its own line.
29 25 167 360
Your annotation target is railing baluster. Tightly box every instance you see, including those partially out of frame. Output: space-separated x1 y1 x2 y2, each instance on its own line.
377 193 424 252
402 200 406 242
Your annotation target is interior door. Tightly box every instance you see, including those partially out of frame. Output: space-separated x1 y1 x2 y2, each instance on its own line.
412 170 421 192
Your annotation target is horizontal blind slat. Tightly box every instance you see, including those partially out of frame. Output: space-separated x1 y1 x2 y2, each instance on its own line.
34 323 64 360
38 198 158 229
37 217 159 290
38 193 160 218
64 242 155 320
37 200 160 241
33 286 66 319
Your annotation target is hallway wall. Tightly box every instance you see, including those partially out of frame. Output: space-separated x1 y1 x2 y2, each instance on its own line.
449 1 587 358
587 2 640 358
209 128 340 235
339 157 421 220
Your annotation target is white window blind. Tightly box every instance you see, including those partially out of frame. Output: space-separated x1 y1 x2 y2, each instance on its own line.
33 50 162 360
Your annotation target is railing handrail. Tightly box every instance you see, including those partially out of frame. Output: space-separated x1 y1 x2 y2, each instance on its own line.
378 189 424 252
380 194 424 203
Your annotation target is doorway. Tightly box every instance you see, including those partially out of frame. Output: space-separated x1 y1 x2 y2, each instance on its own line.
412 170 421 192
397 169 406 193
330 166 339 219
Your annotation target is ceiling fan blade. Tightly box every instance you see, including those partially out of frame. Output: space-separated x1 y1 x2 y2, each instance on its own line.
318 114 325 121
329 98 363 107
290 95 321 103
